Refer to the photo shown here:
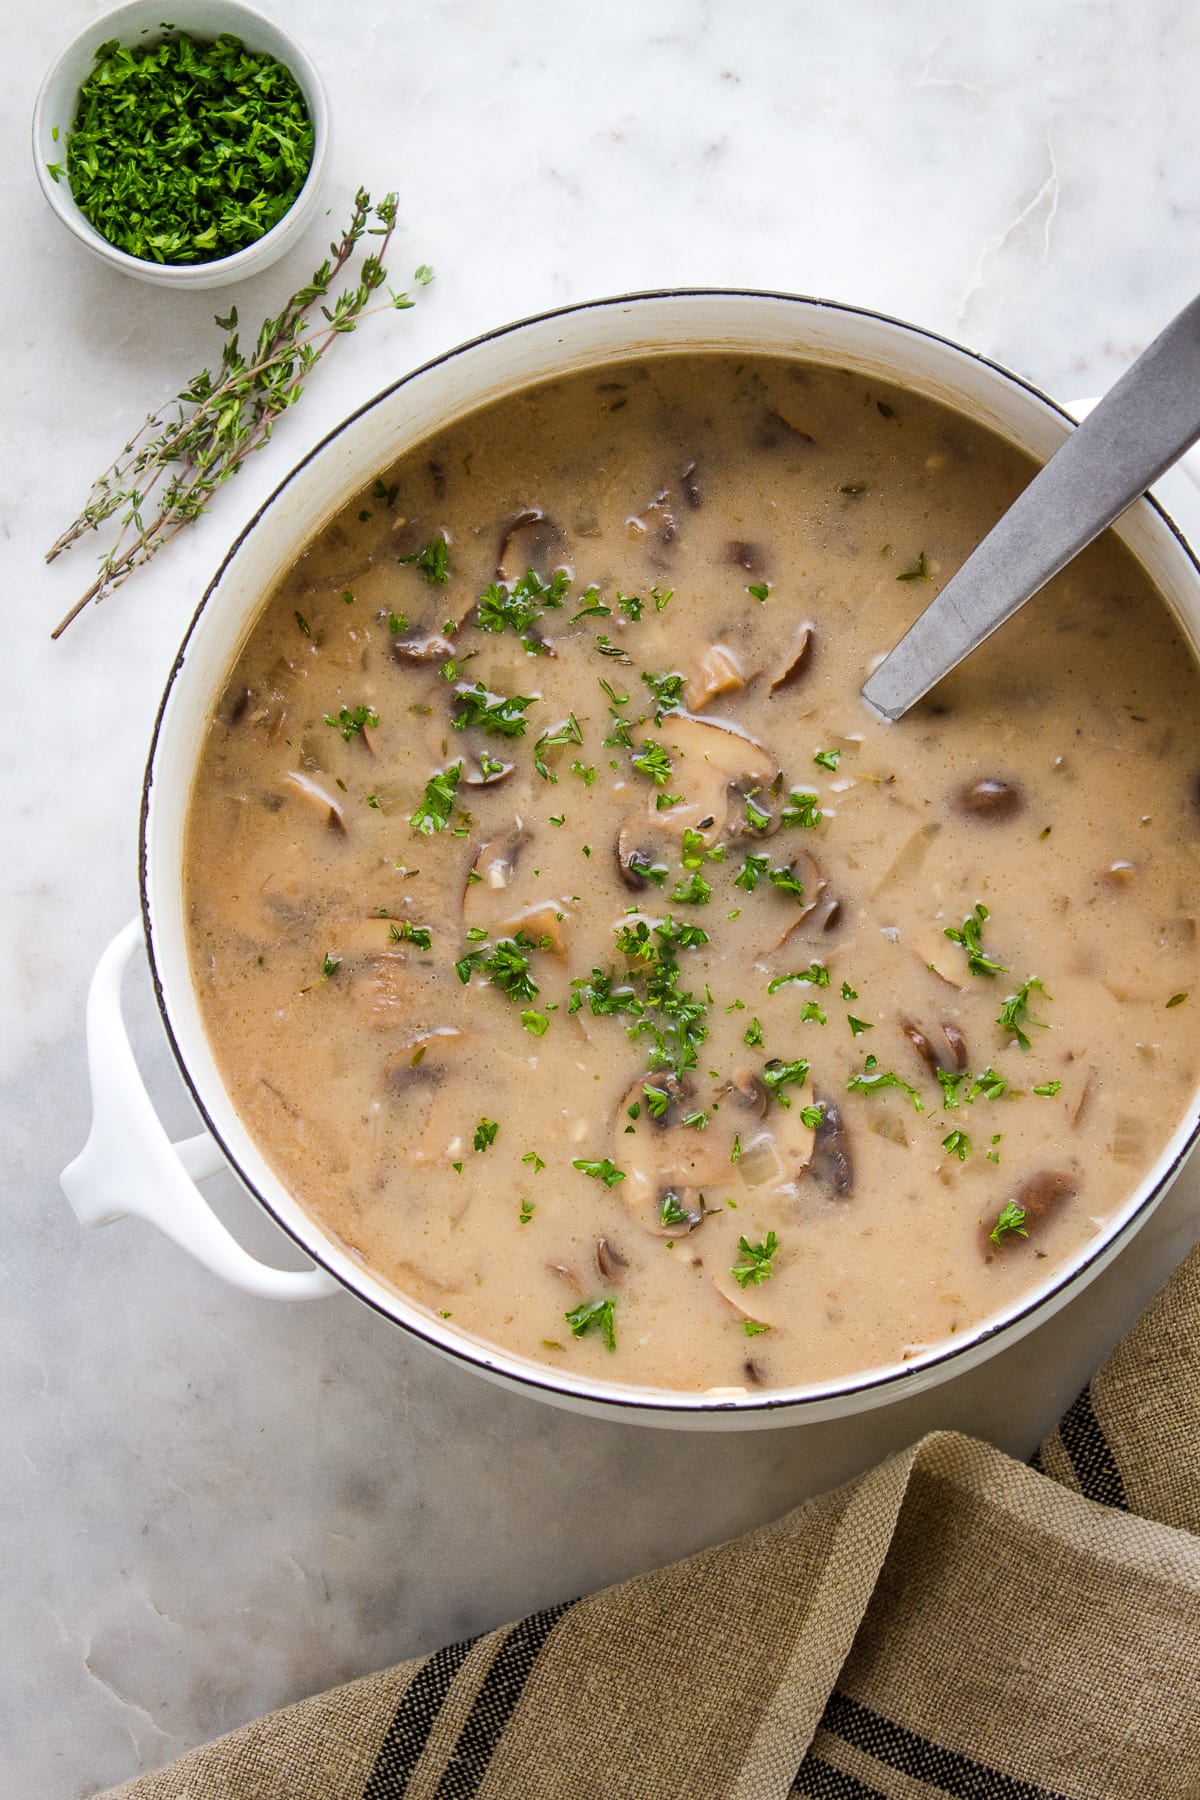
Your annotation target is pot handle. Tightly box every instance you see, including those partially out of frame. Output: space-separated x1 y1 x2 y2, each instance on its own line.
61 919 340 1302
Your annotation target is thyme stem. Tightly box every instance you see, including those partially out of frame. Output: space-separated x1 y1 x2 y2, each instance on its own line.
48 190 432 638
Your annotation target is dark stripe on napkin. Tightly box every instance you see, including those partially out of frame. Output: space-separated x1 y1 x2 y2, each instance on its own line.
793 1752 888 1797
1056 1384 1128 1510
363 1634 480 1799
818 1692 1075 1800
432 1600 576 1799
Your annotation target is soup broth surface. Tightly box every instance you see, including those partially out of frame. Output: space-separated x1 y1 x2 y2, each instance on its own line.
185 354 1200 1393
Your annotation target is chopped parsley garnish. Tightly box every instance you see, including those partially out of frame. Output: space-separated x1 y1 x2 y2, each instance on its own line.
570 971 643 1018
944 902 1006 977
596 635 631 662
781 789 822 830
840 980 858 1001
743 1017 764 1048
762 1059 810 1106
533 713 584 780
617 592 644 622
599 678 629 706
521 1009 550 1036
936 1069 966 1109
997 978 1049 1050
632 739 674 784
846 1016 873 1037
671 871 712 906
565 1296 617 1350
767 865 806 900
456 931 543 1002
734 854 769 892
747 581 771 602
571 594 611 622
732 1231 778 1288
572 1158 626 1188
522 1151 546 1173
967 1067 1008 1102
616 916 711 1081
799 1103 825 1129
643 1084 671 1118
1032 1080 1062 1097
846 1055 924 1110
388 610 409 635
473 1118 499 1151
660 1192 692 1227
799 1001 826 1025
452 682 535 738
742 1320 770 1337
410 762 462 834
388 920 432 949
400 536 450 584
989 1200 1028 1246
519 1199 535 1223
571 761 596 786
294 610 310 636
743 796 772 832
897 550 930 581
813 748 841 771
324 703 379 741
942 1129 970 1161
767 961 829 995
642 670 686 720
320 952 340 980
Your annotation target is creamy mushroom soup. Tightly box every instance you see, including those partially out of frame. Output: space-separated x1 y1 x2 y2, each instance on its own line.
185 355 1200 1392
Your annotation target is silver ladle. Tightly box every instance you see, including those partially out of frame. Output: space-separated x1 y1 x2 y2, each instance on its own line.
861 294 1200 722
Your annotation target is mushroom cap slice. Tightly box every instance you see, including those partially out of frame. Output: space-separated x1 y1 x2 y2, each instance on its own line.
384 1029 474 1165
685 644 746 712
495 508 567 586
768 625 814 695
281 769 348 836
462 824 530 934
391 631 456 667
614 1075 729 1236
652 714 778 847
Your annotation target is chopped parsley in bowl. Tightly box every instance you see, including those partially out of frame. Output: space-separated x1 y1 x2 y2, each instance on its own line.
33 0 330 288
58 32 314 265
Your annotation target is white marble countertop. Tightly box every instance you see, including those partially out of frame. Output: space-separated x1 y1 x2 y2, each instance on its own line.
6 3 1200 1793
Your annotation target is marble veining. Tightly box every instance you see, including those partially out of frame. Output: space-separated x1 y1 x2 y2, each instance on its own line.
4 2 1200 1793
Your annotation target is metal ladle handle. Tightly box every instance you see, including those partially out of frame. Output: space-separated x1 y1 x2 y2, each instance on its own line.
861 293 1200 722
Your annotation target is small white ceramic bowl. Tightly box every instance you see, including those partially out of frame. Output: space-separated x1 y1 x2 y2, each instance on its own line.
31 0 330 290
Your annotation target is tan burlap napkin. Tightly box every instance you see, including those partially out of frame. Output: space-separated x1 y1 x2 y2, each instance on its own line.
104 1246 1200 1800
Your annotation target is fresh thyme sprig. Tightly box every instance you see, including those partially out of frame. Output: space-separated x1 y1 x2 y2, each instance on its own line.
47 189 433 637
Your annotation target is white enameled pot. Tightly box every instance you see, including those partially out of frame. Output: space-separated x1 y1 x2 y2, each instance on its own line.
62 291 1200 1428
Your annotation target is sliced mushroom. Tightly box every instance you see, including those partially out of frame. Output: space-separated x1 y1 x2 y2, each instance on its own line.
717 1068 768 1120
756 406 817 450
548 1261 584 1293
680 461 701 508
615 1075 728 1236
496 508 567 585
385 1030 474 1164
957 777 1023 822
596 1238 627 1283
757 852 842 959
615 822 669 891
462 757 515 788
768 625 813 695
726 540 766 574
900 1018 969 1076
810 1093 854 1198
391 630 456 666
982 1169 1076 1256
463 825 529 932
281 769 348 837
711 1271 778 1331
685 644 746 712
499 901 570 959
628 485 678 546
384 1027 467 1092
652 714 779 847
